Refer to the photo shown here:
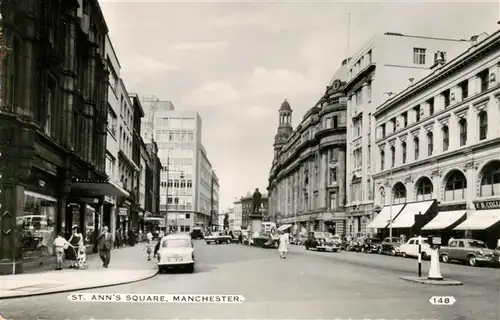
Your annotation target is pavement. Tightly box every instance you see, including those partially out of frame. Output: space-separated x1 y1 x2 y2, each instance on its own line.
0 243 158 299
400 276 463 285
0 242 498 320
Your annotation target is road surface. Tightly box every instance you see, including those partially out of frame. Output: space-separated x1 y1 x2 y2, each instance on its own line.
1 241 498 319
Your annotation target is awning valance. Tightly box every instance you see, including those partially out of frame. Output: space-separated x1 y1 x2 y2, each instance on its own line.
367 204 405 229
277 224 292 232
454 210 500 230
391 200 434 228
421 210 466 230
71 180 129 198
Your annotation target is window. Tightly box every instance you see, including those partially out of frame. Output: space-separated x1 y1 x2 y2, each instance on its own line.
367 81 372 102
416 177 433 201
479 69 489 92
380 124 386 138
459 119 467 146
443 89 451 108
187 180 192 188
427 132 433 156
427 98 434 115
401 142 407 164
414 105 421 122
392 183 407 204
332 116 338 128
413 48 426 65
479 111 488 140
46 80 55 136
414 137 420 160
480 161 500 197
390 118 397 132
444 170 467 201
442 126 449 151
330 168 337 184
459 80 468 100
380 150 385 171
329 192 337 210
390 146 395 167
402 112 408 127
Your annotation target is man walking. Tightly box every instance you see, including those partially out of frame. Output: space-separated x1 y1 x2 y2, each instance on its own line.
98 226 112 268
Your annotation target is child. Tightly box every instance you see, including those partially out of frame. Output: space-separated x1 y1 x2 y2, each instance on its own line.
144 242 153 261
53 232 70 270
76 243 88 269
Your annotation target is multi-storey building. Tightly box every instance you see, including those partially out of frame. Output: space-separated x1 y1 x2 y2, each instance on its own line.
241 192 269 228
104 35 129 241
0 0 116 274
146 102 216 232
370 31 500 248
233 200 243 229
267 62 349 234
130 94 145 232
344 32 472 237
144 142 162 218
210 170 220 229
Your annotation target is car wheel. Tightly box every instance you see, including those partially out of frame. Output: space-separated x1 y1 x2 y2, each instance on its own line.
186 264 194 273
305 245 309 250
468 255 477 267
227 240 231 244
390 249 396 256
360 247 365 253
441 254 450 263
377 247 382 254
402 252 407 258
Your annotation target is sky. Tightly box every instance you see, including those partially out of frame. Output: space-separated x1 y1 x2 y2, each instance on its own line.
99 0 498 210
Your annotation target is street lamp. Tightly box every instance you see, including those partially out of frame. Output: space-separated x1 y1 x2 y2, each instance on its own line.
388 166 394 244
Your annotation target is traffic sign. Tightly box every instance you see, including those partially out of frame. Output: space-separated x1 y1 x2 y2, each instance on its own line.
429 296 456 305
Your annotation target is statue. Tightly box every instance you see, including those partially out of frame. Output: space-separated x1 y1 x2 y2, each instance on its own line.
252 188 262 214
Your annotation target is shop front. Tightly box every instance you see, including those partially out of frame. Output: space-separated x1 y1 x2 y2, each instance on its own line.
117 205 130 236
454 200 500 248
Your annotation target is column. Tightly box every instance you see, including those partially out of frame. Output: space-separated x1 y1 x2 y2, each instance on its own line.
433 121 442 153
468 105 478 144
448 114 459 150
468 76 479 97
421 102 430 118
465 165 477 212
488 98 498 138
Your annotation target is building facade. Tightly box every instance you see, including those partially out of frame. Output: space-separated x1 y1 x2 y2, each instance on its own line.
232 200 243 229
370 31 500 247
210 170 220 229
146 102 216 233
104 34 129 242
344 32 472 237
241 192 269 229
0 0 121 274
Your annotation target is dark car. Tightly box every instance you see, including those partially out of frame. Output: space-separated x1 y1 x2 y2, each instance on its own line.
361 238 382 253
379 237 403 255
304 231 340 252
190 227 204 239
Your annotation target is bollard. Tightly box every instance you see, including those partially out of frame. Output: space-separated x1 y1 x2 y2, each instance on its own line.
417 236 422 277
428 247 443 280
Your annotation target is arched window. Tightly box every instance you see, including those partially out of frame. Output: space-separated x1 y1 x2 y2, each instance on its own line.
427 131 433 156
392 182 407 204
444 170 467 201
379 187 386 206
442 126 449 151
415 177 433 201
380 149 385 171
480 161 500 197
390 146 395 167
402 142 407 164
459 118 467 146
414 137 420 160
479 111 488 140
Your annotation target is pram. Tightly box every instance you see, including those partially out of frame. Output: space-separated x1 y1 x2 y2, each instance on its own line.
69 245 88 270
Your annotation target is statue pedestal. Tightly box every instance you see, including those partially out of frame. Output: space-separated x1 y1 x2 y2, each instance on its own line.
249 214 263 236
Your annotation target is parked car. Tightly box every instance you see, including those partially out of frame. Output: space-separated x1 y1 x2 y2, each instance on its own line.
360 238 382 253
157 233 195 273
304 231 340 252
440 239 497 267
205 232 231 244
399 237 432 259
379 237 403 255
341 239 363 252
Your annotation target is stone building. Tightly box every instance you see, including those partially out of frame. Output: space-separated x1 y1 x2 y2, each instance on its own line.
370 31 500 247
344 32 472 237
267 61 348 234
0 0 119 274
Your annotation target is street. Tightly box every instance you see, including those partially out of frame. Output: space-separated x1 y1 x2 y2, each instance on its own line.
1 241 498 320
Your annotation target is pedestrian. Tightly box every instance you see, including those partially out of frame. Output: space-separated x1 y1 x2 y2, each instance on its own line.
144 242 153 261
98 226 112 268
66 226 83 268
53 232 70 270
146 230 153 243
278 230 289 259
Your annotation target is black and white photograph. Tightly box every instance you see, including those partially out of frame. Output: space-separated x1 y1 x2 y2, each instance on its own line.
0 0 499 319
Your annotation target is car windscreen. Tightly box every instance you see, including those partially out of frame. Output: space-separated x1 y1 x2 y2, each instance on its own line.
162 239 191 248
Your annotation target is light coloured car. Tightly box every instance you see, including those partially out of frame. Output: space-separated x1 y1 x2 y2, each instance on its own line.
157 234 195 273
399 237 432 259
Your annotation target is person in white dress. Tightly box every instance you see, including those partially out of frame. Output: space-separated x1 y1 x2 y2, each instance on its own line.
278 231 290 259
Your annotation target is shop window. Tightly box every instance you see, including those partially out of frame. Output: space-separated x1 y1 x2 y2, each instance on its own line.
84 206 96 248
20 191 57 259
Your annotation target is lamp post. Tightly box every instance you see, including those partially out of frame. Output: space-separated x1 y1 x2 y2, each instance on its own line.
389 166 394 244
